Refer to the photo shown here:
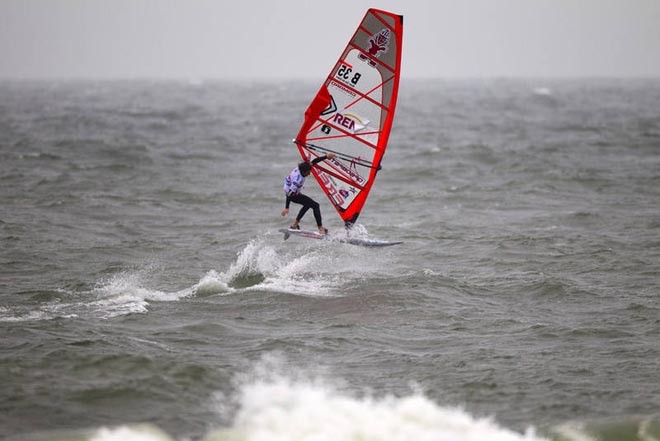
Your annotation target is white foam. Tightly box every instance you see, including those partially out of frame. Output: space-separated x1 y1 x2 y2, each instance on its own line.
91 424 174 441
194 269 233 296
83 269 193 319
0 306 55 322
225 240 280 282
6 232 391 322
255 249 341 296
337 223 371 239
208 356 548 441
4 267 196 322
213 238 348 296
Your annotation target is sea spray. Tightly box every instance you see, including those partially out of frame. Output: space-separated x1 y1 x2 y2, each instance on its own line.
0 267 194 321
194 269 232 296
90 424 174 441
208 238 344 295
86 267 193 318
206 354 548 441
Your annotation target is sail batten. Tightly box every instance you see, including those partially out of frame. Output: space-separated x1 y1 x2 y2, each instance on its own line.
328 73 398 113
295 141 378 169
294 8 403 225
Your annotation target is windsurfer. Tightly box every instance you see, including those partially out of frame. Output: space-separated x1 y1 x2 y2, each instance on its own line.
281 153 336 234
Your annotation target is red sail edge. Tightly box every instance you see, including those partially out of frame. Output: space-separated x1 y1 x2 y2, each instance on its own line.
294 9 403 226
297 86 332 141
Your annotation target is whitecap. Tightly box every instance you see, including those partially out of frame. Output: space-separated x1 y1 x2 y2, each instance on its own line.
207 355 548 441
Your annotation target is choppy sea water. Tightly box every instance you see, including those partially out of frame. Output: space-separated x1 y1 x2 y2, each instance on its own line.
1 79 659 441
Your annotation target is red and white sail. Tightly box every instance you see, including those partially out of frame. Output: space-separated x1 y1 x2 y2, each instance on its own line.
294 9 403 226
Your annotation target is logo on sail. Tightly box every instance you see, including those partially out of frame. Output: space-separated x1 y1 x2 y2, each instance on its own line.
329 157 365 185
332 112 370 134
359 28 391 67
320 95 337 116
368 29 391 58
319 173 346 207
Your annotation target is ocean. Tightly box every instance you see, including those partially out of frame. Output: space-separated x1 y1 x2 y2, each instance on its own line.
1 78 659 441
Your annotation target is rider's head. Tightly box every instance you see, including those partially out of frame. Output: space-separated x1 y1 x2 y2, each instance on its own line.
298 161 313 176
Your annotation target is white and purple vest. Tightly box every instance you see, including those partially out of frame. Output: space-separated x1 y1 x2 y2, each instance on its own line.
283 166 305 196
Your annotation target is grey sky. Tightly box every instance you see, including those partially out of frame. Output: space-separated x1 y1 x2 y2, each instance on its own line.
2 0 660 79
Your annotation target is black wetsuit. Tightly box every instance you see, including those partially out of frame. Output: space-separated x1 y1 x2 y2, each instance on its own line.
284 155 329 227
